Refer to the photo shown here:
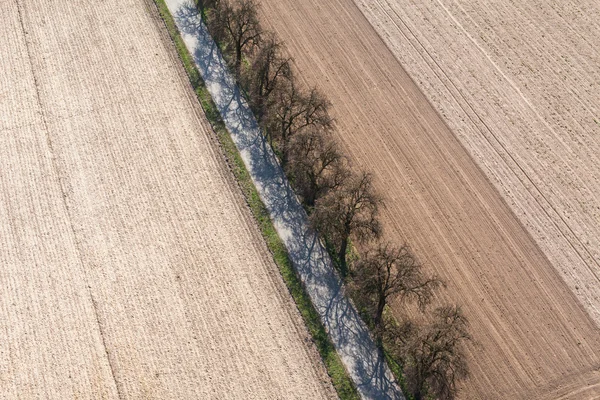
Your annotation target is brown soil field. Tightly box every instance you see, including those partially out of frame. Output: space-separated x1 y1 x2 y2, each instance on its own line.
257 0 600 398
0 0 335 398
357 0 600 336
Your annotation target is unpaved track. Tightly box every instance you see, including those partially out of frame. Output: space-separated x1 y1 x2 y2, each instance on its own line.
1 0 335 398
257 0 600 398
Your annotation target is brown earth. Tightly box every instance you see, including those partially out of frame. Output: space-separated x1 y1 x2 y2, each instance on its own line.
0 0 335 398
356 0 600 337
256 0 600 398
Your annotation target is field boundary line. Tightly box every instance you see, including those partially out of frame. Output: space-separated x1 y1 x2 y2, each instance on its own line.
371 0 600 313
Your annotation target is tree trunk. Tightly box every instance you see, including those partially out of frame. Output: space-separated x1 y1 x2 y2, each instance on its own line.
255 96 264 123
339 237 348 277
374 294 386 333
304 174 318 208
413 370 425 400
235 46 242 78
305 191 316 208
281 146 288 168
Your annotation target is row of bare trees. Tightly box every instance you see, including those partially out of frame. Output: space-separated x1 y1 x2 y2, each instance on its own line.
199 1 470 398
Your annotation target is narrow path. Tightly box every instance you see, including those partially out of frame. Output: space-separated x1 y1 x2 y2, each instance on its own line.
163 1 402 398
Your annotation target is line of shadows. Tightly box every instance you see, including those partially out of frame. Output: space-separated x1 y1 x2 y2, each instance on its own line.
173 3 403 398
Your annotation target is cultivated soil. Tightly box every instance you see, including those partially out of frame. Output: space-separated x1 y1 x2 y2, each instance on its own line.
0 0 335 398
257 0 600 398
357 0 600 337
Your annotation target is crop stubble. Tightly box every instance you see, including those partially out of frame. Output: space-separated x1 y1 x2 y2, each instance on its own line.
1 0 335 398
257 0 600 398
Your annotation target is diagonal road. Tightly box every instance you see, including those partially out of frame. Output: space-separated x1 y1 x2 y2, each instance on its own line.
163 1 403 398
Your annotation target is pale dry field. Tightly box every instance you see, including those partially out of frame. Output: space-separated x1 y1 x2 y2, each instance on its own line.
257 0 600 398
0 0 335 398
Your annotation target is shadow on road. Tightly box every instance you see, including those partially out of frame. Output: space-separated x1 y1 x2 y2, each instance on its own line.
173 2 402 398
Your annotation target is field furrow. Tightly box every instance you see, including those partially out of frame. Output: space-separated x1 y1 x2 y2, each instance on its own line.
1 0 336 398
256 0 600 398
357 0 600 324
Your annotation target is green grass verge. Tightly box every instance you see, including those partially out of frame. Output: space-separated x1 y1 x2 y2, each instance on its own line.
152 1 359 398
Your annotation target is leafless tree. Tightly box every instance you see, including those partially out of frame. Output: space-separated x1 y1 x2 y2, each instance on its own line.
240 33 292 123
212 0 262 77
353 242 440 334
387 306 471 400
311 171 381 275
265 81 332 166
286 127 349 207
298 87 334 133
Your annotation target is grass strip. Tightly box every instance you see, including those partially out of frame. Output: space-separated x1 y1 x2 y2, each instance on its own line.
153 1 359 398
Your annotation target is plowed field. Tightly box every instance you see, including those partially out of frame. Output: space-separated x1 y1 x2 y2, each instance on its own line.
357 0 600 333
0 0 335 398
257 0 600 398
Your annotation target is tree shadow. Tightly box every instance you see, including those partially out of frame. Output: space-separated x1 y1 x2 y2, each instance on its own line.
172 2 403 398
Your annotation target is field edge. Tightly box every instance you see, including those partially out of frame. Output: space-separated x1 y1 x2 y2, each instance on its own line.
150 1 359 398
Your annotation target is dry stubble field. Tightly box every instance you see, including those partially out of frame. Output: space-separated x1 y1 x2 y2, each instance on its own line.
0 0 335 398
258 0 600 398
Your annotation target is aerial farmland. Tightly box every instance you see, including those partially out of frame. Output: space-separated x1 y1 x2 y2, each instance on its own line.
0 0 335 398
3 0 600 398
257 0 600 398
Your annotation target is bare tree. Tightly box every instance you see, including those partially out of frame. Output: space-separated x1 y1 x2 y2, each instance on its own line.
353 242 440 334
262 76 299 147
299 87 334 133
286 127 349 207
241 33 292 123
213 0 262 77
311 171 381 276
387 306 471 400
265 81 332 165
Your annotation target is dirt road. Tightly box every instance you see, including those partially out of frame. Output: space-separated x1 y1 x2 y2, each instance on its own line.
1 0 335 398
257 0 600 398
